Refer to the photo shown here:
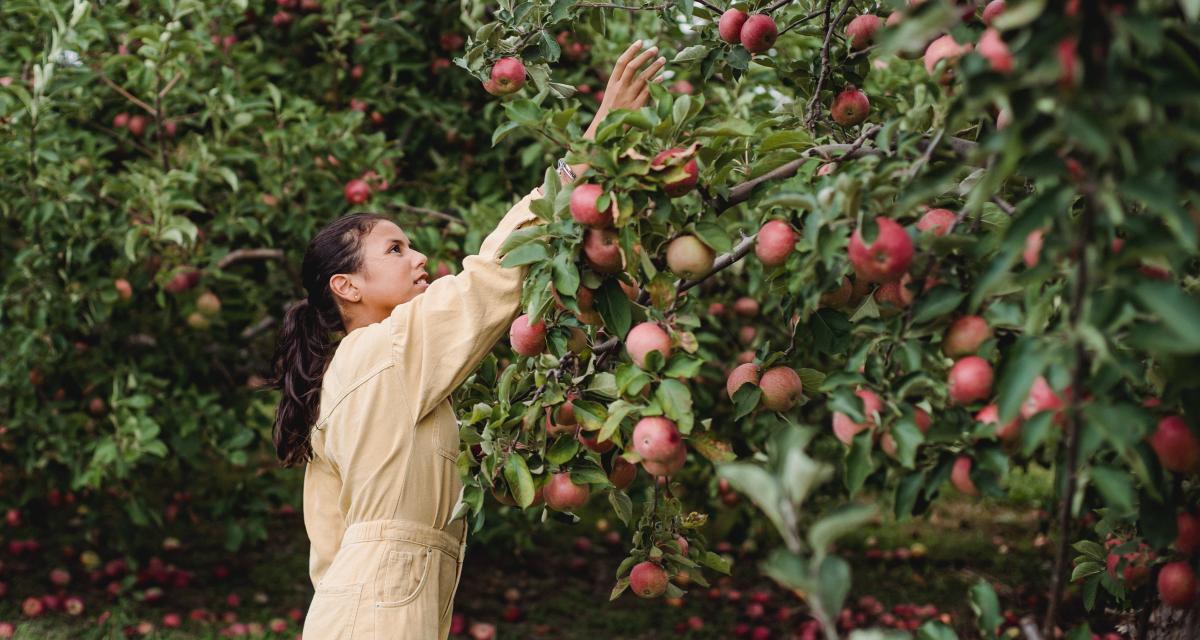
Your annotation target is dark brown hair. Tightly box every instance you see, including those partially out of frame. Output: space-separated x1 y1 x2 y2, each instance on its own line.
268 212 390 467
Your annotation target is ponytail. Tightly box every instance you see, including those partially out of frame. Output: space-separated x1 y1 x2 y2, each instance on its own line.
268 212 390 468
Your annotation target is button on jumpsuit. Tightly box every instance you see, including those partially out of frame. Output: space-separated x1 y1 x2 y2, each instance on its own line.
301 187 544 639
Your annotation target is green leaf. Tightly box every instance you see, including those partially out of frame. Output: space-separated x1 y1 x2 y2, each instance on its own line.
760 548 811 591
496 225 545 256
502 454 535 508
596 279 632 339
718 462 784 537
895 472 925 521
1183 0 1200 22
552 254 580 297
760 130 813 152
808 504 877 560
1072 540 1106 561
662 353 703 378
911 286 966 324
732 384 762 420
692 221 732 254
608 489 633 527
501 241 549 267
995 338 1045 424
690 430 736 463
1089 466 1135 517
546 434 580 465
1071 561 1105 582
655 379 694 434
970 579 1002 640
504 99 542 125
1131 281 1200 353
845 430 875 495
694 118 756 137
816 556 851 624
673 44 710 63
890 416 925 470
701 550 732 574
917 621 961 640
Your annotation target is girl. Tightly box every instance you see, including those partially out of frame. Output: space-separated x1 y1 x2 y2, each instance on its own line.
268 41 667 639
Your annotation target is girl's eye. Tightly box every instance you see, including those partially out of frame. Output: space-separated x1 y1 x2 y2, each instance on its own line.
391 244 402 253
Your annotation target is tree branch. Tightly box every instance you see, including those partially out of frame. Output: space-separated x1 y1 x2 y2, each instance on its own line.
693 0 722 13
805 0 855 129
677 233 758 296
1042 190 1094 639
217 248 285 269
577 1 670 10
391 202 464 224
90 64 156 116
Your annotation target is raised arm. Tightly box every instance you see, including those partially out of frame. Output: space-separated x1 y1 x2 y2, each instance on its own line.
386 40 669 423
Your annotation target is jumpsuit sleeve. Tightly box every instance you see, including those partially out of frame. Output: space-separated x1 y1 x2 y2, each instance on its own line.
387 186 547 423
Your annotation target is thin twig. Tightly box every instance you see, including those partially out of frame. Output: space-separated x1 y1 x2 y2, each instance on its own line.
677 233 758 296
90 64 156 115
805 0 855 129
765 0 796 13
904 128 944 179
576 1 669 10
217 248 286 269
992 195 1015 215
240 315 277 340
780 9 825 36
693 0 722 13
158 70 183 98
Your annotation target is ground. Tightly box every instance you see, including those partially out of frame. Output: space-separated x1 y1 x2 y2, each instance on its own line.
0 465 1110 639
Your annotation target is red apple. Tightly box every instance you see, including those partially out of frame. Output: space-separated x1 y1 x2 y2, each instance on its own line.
951 456 978 496
1020 376 1068 421
982 0 1005 24
630 561 668 598
642 444 686 476
924 35 972 82
1177 512 1200 556
726 363 760 400
719 9 750 44
114 278 133 301
942 315 990 357
831 87 870 126
543 472 589 511
488 57 526 95
626 322 671 368
583 228 623 273
756 220 798 266
509 314 546 357
127 115 147 137
978 28 1012 74
1024 229 1045 267
666 235 715 280
632 417 683 462
113 112 130 129
976 404 1020 442
846 14 882 50
734 296 759 318
948 356 993 405
1150 416 1200 473
759 367 802 412
917 208 956 236
570 183 611 228
832 389 882 444
1158 561 1197 609
609 457 637 490
740 15 778 54
343 179 371 205
652 148 699 197
848 218 913 283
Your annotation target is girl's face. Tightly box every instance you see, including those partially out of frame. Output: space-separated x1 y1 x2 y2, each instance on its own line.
335 219 429 322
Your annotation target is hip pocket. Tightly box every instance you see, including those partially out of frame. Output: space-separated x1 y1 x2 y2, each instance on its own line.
375 543 433 606
302 582 362 640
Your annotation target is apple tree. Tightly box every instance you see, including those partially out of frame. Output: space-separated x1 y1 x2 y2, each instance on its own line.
450 0 1200 636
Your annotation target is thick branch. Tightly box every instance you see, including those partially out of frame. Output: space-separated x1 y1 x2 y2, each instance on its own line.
677 233 758 295
1042 192 1094 638
217 248 285 269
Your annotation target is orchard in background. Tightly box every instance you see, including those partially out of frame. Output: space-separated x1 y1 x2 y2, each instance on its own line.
2 0 1200 638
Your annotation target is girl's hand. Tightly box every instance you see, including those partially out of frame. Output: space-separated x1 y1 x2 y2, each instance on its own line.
585 41 667 138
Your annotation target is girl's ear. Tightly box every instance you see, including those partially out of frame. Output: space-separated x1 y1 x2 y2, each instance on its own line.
329 273 359 303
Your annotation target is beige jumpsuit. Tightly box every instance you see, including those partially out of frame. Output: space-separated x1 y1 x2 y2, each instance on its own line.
301 186 544 639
